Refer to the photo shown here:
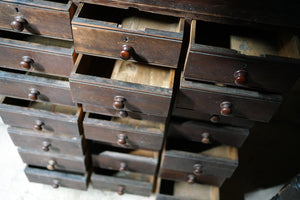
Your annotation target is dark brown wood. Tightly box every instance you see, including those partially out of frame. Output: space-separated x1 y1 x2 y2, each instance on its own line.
8 127 84 155
18 148 87 173
25 166 88 190
120 45 133 60
0 32 75 77
0 0 75 40
83 113 164 151
271 174 300 200
0 69 75 106
72 3 183 68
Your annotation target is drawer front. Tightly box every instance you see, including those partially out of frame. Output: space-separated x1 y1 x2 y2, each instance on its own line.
0 70 75 106
0 1 74 40
8 127 83 155
92 151 158 175
25 166 87 190
19 148 87 173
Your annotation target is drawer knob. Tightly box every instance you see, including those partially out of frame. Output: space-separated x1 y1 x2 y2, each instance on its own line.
11 16 27 32
120 45 133 60
187 174 195 184
193 164 202 175
201 132 210 144
33 120 44 131
20 56 33 69
210 115 220 123
47 160 56 170
117 134 127 145
220 101 232 116
118 110 128 118
113 96 125 109
234 69 247 85
119 162 127 171
42 141 51 152
118 186 125 195
52 180 60 189
28 88 40 100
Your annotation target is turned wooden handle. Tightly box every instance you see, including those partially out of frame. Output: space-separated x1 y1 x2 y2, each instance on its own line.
187 174 195 184
117 134 127 145
119 162 127 171
210 115 220 123
20 56 33 69
42 141 51 152
118 186 125 195
10 16 27 31
120 45 133 60
52 179 60 189
33 120 43 131
220 101 232 116
47 160 56 170
234 69 247 85
201 132 210 144
113 96 125 109
193 164 202 175
118 110 128 118
28 88 39 100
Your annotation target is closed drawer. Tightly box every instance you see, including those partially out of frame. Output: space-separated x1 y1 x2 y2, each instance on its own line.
91 168 154 196
0 31 76 77
157 179 219 200
184 20 300 93
0 0 75 40
92 144 158 175
70 54 175 118
0 97 83 137
72 3 183 68
176 77 282 122
0 68 74 106
8 127 84 156
25 166 88 190
83 113 164 151
169 118 249 147
19 148 87 173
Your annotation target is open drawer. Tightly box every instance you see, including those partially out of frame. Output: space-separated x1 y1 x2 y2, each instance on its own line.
184 20 300 93
91 143 158 175
72 3 184 68
70 54 175 119
0 67 75 106
0 97 83 136
0 30 76 77
91 168 154 196
0 0 76 40
83 113 164 151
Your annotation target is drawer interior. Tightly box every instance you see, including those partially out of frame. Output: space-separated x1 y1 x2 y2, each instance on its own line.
77 3 182 33
75 54 175 89
194 20 300 59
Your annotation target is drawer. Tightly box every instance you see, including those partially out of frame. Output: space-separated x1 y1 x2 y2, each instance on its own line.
0 97 83 137
0 0 76 40
157 179 219 200
72 3 183 68
8 127 84 156
92 144 158 175
184 20 300 93
83 113 164 151
0 68 75 106
70 54 175 118
91 168 154 196
162 143 238 179
25 166 88 190
18 148 87 173
168 118 249 148
176 77 282 122
0 31 76 77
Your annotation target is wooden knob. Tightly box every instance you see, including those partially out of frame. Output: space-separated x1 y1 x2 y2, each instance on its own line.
201 132 210 144
113 96 125 109
120 45 133 60
28 88 39 100
33 120 43 131
118 110 128 118
119 162 127 171
210 115 220 123
47 160 56 170
11 16 27 31
42 141 51 152
52 180 59 189
220 101 232 116
118 186 125 195
193 164 202 175
234 69 247 85
117 134 127 145
20 56 33 69
187 174 195 184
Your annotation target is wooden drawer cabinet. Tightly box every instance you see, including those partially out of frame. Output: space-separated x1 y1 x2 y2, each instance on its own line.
8 127 84 155
25 166 88 190
0 31 76 77
70 54 175 119
184 20 300 93
0 0 76 40
0 97 83 136
0 68 75 106
83 113 164 151
72 3 183 68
